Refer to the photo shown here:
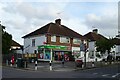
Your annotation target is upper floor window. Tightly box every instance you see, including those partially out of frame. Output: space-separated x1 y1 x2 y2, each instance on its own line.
73 38 81 44
32 39 35 47
60 37 70 43
51 35 56 42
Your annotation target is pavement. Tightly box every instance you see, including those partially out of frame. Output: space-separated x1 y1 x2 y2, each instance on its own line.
2 60 120 72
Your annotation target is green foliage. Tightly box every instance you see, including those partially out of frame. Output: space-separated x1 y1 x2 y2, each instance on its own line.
96 38 114 54
1 24 12 54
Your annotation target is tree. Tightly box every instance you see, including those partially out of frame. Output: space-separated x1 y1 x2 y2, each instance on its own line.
1 22 12 54
96 38 114 55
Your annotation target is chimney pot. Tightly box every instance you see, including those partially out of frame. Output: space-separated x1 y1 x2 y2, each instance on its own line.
55 19 61 25
93 29 98 34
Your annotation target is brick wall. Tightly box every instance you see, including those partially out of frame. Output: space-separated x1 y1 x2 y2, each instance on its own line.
46 35 80 47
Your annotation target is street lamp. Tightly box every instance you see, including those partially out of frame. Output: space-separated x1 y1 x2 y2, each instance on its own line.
80 41 87 68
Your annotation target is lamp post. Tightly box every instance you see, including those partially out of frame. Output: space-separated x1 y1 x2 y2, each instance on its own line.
84 50 86 68
21 46 24 59
80 41 87 68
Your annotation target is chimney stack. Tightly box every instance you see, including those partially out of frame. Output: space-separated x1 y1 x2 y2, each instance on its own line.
55 19 61 25
93 29 98 34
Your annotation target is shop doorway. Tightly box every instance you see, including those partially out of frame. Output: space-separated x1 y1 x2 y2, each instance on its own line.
53 51 73 61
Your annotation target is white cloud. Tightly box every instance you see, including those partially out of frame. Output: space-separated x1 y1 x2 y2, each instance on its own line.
84 9 118 37
85 14 101 25
62 17 91 35
0 1 118 45
6 14 26 29
1 2 69 44
1 0 119 2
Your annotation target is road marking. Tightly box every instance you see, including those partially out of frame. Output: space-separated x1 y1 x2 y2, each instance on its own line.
93 73 98 75
112 73 120 78
102 74 110 77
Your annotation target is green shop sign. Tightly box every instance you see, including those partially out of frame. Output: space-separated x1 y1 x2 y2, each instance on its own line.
38 45 67 50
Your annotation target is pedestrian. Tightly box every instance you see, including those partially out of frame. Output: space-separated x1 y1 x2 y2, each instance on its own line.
11 55 15 65
107 54 112 64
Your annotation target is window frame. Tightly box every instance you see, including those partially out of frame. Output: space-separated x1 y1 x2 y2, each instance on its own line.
73 38 81 44
60 36 70 43
51 35 56 42
32 39 35 47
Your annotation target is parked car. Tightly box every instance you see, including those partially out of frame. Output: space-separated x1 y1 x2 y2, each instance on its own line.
75 58 83 67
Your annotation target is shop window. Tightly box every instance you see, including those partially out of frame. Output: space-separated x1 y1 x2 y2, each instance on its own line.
60 37 70 43
73 39 81 44
51 35 56 42
32 39 35 47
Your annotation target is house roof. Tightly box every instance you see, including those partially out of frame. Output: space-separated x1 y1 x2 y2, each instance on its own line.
22 21 83 39
84 32 107 41
11 40 21 47
113 38 120 45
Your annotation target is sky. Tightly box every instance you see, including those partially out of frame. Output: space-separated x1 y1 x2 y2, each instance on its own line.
0 0 119 45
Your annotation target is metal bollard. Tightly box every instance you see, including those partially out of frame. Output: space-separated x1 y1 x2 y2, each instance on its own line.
6 60 8 66
92 62 95 67
62 59 64 67
24 61 27 68
16 60 17 67
82 64 84 68
10 60 12 67
105 59 107 65
35 60 37 70
49 60 52 71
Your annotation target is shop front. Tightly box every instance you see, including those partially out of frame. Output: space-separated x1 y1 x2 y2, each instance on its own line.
37 45 72 61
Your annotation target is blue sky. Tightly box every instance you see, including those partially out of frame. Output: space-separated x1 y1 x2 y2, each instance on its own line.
66 2 116 16
0 0 119 45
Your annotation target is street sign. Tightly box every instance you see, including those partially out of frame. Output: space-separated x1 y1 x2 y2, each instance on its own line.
80 43 85 51
88 41 95 51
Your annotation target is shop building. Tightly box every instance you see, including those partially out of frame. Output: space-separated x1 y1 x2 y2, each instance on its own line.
22 19 83 61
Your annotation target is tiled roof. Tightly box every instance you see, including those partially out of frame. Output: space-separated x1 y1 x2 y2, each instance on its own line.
84 32 107 41
113 38 120 45
11 40 21 47
22 22 83 39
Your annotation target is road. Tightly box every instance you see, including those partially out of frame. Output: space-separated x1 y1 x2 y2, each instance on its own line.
2 64 120 79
